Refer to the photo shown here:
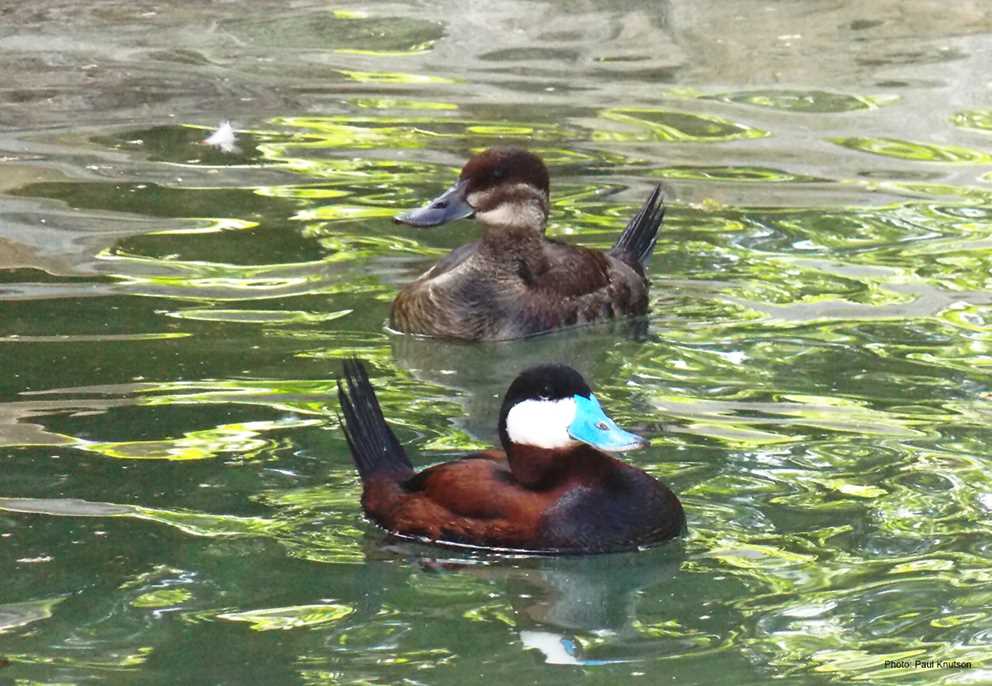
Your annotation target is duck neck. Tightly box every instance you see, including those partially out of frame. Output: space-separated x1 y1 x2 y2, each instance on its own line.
479 221 545 249
504 443 573 489
478 224 548 279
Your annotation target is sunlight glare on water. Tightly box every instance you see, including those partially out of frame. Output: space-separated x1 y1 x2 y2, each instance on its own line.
1 1 992 683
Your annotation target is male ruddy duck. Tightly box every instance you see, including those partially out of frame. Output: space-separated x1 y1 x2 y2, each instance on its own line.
337 359 685 554
390 147 665 341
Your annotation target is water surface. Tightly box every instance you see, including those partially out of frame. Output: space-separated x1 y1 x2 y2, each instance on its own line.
2 1 992 683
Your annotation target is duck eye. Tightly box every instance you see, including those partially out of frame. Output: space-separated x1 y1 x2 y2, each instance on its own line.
596 421 609 431
492 168 506 180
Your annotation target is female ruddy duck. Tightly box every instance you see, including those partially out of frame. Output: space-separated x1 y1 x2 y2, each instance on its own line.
391 147 665 341
337 359 685 553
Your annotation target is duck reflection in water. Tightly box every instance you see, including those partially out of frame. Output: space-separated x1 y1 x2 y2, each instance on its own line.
351 541 685 666
389 318 655 444
337 358 687 663
385 153 670 447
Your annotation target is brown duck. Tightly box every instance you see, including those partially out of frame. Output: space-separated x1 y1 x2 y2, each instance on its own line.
390 147 665 341
337 358 685 553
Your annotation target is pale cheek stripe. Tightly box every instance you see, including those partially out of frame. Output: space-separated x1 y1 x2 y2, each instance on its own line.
505 398 577 449
468 184 548 228
476 202 545 228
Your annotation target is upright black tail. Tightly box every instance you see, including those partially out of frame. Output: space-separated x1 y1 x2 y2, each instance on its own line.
337 359 413 482
610 185 665 269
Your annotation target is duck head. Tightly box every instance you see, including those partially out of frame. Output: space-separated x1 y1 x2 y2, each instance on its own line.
497 363 648 455
395 147 551 232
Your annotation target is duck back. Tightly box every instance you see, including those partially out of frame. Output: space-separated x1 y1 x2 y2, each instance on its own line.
389 237 650 340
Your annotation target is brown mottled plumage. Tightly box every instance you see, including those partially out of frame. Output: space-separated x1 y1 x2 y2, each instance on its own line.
390 148 664 341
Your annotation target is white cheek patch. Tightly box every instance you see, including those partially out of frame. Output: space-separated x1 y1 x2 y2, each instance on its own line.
467 189 491 209
505 397 577 449
468 184 547 229
476 201 545 229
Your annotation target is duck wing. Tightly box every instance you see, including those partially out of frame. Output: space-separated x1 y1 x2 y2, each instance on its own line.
511 241 648 329
370 452 553 547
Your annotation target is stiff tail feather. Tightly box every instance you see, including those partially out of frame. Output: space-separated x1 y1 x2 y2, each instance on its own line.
337 359 413 482
609 185 665 268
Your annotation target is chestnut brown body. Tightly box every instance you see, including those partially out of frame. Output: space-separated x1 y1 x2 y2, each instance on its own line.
362 447 684 553
338 359 685 555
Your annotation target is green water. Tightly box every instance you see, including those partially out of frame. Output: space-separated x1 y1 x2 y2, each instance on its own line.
2 1 992 683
